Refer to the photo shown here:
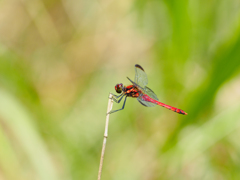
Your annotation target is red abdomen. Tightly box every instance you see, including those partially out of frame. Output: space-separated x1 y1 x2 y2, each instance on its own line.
142 95 187 115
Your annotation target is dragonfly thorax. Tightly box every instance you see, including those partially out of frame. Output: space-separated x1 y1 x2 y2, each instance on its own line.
115 83 124 93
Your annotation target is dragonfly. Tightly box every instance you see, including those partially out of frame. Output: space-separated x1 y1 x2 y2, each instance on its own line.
108 64 187 115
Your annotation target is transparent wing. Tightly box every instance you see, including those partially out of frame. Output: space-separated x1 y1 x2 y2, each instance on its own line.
137 87 159 107
137 97 157 107
134 64 148 88
144 86 159 101
130 65 159 107
127 77 145 90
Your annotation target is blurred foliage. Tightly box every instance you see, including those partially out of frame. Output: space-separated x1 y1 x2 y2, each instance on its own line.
0 0 240 179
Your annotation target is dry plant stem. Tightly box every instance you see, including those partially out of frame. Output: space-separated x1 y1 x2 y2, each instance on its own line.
98 93 113 180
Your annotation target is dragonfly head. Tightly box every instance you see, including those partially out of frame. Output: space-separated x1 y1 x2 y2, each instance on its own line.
115 83 123 93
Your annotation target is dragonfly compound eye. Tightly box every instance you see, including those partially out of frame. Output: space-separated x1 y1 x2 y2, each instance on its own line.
115 83 123 93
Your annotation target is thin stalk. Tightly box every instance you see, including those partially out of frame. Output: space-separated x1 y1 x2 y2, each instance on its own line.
98 93 113 180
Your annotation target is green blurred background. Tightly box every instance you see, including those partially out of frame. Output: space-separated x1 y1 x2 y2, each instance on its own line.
0 0 240 179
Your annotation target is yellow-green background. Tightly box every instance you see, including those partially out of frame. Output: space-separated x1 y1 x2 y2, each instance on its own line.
0 0 240 179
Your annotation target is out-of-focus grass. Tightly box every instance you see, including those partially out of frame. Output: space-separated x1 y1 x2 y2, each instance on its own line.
0 0 240 179
0 89 58 180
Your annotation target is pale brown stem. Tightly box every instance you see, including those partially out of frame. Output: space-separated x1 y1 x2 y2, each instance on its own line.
98 93 113 180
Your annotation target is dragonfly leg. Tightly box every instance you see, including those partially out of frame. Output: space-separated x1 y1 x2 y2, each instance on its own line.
110 93 124 103
107 96 127 114
113 94 125 104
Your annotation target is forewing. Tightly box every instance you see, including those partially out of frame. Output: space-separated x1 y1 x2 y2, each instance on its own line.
134 64 148 87
127 77 144 90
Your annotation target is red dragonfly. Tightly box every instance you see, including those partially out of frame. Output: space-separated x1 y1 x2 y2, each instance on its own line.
108 64 187 115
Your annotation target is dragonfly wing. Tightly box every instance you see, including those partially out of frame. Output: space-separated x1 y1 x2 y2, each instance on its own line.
144 86 159 101
137 87 159 107
137 97 157 107
127 77 145 90
137 98 148 107
134 64 148 87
